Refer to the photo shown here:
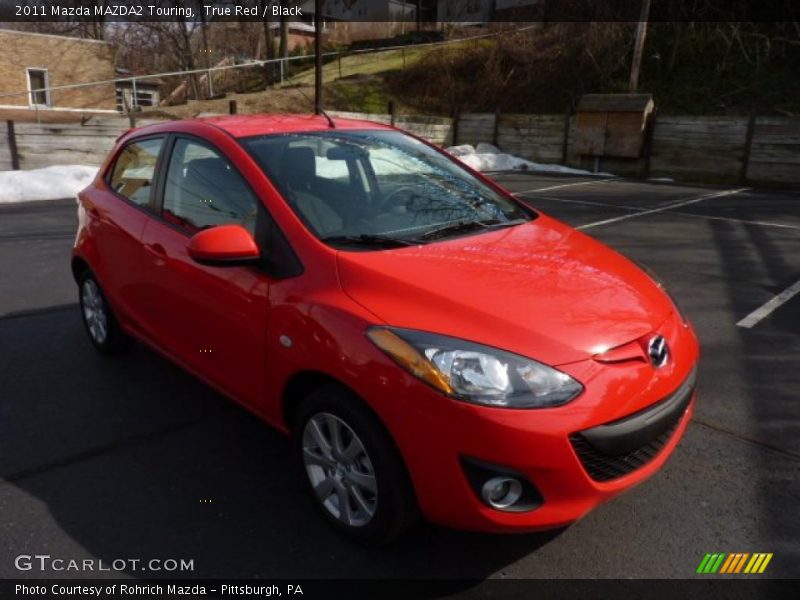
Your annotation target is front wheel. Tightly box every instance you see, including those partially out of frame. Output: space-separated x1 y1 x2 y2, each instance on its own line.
293 385 418 545
78 271 132 355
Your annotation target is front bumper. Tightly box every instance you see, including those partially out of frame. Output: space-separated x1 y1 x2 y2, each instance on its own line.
374 313 700 533
569 364 697 482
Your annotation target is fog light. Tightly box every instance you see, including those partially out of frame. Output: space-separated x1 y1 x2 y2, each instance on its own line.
481 476 523 509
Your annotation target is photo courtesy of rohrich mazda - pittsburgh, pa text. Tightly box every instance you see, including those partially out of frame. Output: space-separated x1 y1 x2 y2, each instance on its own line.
72 113 699 544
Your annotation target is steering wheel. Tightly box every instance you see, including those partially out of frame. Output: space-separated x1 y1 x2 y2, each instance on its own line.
381 186 421 214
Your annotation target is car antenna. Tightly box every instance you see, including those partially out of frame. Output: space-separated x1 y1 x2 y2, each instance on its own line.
284 82 336 129
319 108 336 129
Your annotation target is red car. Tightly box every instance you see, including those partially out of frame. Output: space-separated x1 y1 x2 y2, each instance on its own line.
72 114 699 544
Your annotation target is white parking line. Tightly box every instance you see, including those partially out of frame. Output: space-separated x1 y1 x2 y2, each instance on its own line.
527 194 642 211
671 212 800 232
736 279 800 328
520 192 800 232
576 187 750 230
514 178 614 195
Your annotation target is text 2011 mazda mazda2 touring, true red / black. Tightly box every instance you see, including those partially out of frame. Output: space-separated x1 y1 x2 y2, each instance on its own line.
72 114 699 543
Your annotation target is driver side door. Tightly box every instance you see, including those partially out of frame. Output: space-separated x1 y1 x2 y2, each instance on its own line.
138 136 270 405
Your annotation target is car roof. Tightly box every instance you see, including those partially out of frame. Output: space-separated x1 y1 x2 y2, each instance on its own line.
155 113 396 139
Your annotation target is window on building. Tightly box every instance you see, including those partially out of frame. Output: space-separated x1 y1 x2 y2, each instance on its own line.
116 88 158 114
27 69 50 107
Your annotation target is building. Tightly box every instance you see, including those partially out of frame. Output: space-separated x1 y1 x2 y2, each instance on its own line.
493 0 543 20
298 0 421 43
0 29 117 115
114 68 163 113
438 0 542 23
437 0 492 24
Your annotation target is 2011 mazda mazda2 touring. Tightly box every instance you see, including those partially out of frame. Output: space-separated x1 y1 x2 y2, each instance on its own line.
72 114 699 544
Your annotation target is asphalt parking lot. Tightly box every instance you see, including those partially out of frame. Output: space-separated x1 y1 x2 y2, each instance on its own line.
0 172 798 581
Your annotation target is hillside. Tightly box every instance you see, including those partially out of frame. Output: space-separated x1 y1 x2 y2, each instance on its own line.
386 23 800 116
148 23 799 120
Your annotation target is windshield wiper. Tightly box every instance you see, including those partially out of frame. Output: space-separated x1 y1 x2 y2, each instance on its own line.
321 234 417 248
416 218 526 241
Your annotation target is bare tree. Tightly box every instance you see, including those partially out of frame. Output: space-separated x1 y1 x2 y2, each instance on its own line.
259 0 278 83
279 1 289 59
629 0 652 92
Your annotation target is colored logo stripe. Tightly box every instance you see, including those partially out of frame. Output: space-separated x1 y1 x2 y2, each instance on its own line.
697 553 773 574
697 553 726 573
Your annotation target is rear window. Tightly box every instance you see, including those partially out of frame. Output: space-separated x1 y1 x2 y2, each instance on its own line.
109 138 164 207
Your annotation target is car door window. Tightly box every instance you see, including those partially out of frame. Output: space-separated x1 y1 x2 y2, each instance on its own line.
162 138 259 235
109 138 164 207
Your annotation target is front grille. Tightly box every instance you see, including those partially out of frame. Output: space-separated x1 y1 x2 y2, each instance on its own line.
569 417 681 482
569 367 696 482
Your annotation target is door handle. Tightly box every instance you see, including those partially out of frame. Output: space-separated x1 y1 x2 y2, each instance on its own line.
145 243 167 265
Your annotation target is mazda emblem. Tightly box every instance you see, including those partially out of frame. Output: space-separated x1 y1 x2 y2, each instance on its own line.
648 335 669 368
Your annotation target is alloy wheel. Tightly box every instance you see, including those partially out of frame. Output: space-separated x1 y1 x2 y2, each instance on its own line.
81 278 108 345
302 412 378 527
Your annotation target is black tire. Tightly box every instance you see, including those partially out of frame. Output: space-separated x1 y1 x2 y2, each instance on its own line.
78 270 133 355
292 384 419 545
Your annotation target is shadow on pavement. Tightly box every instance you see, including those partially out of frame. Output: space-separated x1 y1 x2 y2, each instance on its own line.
0 308 561 581
707 218 800 569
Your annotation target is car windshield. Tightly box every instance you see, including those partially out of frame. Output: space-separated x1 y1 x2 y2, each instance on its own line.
240 130 534 249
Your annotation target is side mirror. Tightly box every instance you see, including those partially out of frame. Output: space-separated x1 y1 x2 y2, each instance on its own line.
187 224 261 267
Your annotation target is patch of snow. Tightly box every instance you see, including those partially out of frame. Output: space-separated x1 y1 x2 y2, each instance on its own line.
648 177 675 183
446 145 612 177
0 165 98 204
445 144 476 157
475 142 501 154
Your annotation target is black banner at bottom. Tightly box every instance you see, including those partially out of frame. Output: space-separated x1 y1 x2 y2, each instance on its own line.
1 579 800 600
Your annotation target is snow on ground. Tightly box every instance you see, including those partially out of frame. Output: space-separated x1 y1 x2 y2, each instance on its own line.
0 165 98 204
447 143 612 176
0 147 610 205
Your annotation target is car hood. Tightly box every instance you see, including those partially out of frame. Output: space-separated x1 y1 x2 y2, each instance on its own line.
336 216 674 365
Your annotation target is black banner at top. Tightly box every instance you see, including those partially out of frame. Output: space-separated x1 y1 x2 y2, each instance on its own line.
0 0 798 23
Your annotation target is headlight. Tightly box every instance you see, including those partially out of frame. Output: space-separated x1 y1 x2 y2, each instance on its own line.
367 327 583 408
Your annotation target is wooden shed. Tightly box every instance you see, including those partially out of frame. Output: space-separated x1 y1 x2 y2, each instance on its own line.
573 93 655 174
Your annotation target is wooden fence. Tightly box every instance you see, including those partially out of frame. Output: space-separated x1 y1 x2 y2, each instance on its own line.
2 112 798 186
0 118 161 171
456 112 800 185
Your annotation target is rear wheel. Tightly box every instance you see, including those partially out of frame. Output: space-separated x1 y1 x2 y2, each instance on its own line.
78 271 132 355
293 384 418 545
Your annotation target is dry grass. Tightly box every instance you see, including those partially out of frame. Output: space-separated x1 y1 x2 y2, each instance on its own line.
142 86 316 119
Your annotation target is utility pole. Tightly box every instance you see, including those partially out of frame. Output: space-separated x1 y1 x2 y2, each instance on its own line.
628 0 651 93
314 0 323 114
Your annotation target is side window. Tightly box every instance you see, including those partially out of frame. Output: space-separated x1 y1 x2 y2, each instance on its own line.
162 139 259 235
109 138 164 207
